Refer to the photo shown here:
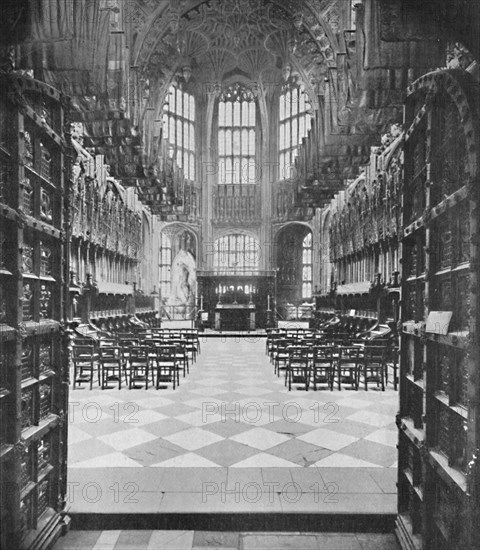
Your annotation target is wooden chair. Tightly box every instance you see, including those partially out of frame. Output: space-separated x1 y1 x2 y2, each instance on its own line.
267 331 284 360
154 345 177 390
170 339 189 377
286 347 310 391
72 345 98 389
128 346 152 389
183 330 200 360
337 346 360 391
118 338 139 364
273 338 294 377
311 346 335 391
99 346 126 389
361 346 386 391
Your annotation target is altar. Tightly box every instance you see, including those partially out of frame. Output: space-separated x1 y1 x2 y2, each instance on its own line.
196 270 276 330
215 303 255 331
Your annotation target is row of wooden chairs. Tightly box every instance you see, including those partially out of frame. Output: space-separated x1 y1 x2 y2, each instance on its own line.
267 333 389 391
282 346 387 392
72 328 200 390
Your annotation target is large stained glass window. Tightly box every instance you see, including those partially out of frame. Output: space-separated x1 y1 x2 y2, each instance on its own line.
279 84 312 181
218 84 256 184
162 84 195 180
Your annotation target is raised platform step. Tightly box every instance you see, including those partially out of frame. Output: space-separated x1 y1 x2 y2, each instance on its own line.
53 528 402 550
70 512 397 533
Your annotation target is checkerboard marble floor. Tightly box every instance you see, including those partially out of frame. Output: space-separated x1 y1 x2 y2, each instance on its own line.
68 337 398 515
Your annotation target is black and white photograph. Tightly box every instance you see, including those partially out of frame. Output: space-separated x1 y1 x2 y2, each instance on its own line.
0 1 479 549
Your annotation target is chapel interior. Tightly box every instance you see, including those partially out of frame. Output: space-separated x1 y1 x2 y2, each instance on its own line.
0 1 479 549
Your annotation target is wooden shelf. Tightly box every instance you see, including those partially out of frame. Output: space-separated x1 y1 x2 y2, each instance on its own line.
400 418 425 446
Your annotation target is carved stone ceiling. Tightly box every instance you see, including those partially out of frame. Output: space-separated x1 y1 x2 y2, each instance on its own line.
132 0 339 95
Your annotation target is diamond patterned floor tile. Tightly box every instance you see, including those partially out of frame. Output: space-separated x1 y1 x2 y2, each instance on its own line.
142 418 192 438
230 453 300 468
340 439 398 468
153 402 200 417
118 409 168 426
203 419 254 438
175 410 223 427
68 425 93 444
70 452 143 468
262 419 314 437
232 386 272 396
98 428 158 451
195 439 259 467
190 386 229 396
123 437 185 466
364 428 398 448
163 427 225 451
69 438 117 465
132 396 175 410
346 410 393 428
195 377 228 387
297 428 359 451
323 419 378 439
183 396 226 410
266 438 333 467
313 453 382 468
230 427 290 451
151 453 221 468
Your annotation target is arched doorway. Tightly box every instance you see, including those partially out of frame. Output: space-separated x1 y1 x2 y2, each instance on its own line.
275 224 313 320
159 226 198 319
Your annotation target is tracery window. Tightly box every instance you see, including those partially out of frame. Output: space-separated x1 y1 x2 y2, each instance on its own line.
214 234 259 272
279 83 312 181
302 232 313 299
218 84 256 184
162 84 195 181
159 233 172 299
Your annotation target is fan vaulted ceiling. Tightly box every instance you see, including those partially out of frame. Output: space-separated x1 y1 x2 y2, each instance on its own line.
134 0 339 96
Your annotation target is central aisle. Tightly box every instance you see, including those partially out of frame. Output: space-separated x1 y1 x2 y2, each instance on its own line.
68 337 397 517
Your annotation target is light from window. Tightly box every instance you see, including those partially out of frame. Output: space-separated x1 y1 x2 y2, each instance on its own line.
279 84 312 181
214 234 260 272
302 232 313 299
162 84 195 180
159 233 172 300
218 84 256 184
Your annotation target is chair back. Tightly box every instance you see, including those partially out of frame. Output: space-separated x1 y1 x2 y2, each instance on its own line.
339 346 360 362
129 346 148 360
99 338 117 348
363 345 386 363
99 346 121 360
313 345 334 361
155 344 177 360
73 345 95 360
288 345 307 359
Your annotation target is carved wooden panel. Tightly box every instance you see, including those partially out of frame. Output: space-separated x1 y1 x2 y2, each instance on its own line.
398 70 479 550
0 75 70 549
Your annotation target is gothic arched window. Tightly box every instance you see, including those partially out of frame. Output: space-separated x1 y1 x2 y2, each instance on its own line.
159 232 172 299
162 84 196 180
279 83 312 181
214 234 259 272
218 84 256 184
302 232 313 299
